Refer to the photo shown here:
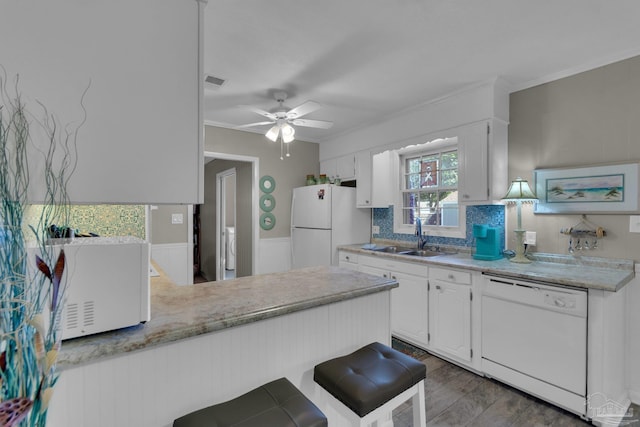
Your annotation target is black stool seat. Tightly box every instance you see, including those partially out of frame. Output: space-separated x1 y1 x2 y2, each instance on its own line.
173 377 327 427
313 342 426 417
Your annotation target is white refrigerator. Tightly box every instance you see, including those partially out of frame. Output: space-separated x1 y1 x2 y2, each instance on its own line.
291 184 371 269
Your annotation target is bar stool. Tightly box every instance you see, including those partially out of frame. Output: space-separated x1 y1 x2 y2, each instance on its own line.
314 342 426 427
173 377 327 427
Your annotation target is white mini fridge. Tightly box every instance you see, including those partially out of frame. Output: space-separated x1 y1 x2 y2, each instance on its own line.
291 184 370 269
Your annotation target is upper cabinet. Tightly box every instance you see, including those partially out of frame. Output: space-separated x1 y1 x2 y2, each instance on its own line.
458 120 508 204
320 153 356 181
0 0 204 204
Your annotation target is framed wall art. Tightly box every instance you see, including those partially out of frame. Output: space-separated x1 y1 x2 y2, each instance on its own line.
533 162 639 214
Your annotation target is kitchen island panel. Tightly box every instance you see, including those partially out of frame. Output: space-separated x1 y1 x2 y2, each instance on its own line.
48 290 392 427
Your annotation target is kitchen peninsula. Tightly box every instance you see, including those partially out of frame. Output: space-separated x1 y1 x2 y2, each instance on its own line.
48 266 398 427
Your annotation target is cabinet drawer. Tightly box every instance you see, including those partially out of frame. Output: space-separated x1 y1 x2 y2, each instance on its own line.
339 251 358 264
430 267 471 285
359 255 428 277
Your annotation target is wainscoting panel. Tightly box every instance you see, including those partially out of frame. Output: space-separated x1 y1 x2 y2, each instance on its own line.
48 291 391 427
151 243 192 285
257 237 291 274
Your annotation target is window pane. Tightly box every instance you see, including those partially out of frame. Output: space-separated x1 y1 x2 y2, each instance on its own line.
405 173 421 190
441 169 458 186
420 160 438 188
406 158 421 174
402 193 418 225
442 151 457 169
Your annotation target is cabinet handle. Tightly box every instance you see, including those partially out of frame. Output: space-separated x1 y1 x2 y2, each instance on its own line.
448 274 455 280
383 273 388 278
345 256 350 261
436 285 441 290
463 194 470 199
391 275 397 280
366 200 370 204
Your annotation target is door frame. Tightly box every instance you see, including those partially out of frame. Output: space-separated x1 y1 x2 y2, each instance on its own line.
216 167 236 280
204 151 259 278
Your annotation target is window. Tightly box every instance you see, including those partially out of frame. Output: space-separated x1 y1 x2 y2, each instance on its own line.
394 137 465 238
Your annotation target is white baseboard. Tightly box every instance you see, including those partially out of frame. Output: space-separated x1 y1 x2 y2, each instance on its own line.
257 237 291 275
151 243 191 285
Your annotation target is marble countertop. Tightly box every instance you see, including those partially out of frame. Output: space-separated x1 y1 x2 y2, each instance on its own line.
58 265 397 369
340 244 634 292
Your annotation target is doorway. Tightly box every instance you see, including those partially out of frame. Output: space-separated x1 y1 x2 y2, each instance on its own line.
200 152 259 282
217 167 236 280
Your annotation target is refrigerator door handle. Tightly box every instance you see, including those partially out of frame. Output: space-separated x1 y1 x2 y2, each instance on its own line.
290 227 296 269
290 193 296 268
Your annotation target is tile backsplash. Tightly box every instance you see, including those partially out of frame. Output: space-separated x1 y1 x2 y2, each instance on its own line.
372 205 505 250
24 205 146 239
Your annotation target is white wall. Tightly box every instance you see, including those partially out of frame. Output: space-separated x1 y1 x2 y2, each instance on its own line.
320 79 510 160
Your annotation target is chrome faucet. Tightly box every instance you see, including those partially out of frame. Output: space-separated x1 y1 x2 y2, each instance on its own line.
415 218 428 249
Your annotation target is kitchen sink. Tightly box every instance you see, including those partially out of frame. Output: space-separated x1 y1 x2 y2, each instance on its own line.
367 246 456 257
399 249 443 257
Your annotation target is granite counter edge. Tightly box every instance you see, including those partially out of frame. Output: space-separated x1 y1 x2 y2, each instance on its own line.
57 279 397 370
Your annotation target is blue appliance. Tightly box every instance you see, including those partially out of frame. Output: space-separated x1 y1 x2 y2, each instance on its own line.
473 224 502 260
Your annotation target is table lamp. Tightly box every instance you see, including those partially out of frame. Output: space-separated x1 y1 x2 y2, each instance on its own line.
502 177 538 263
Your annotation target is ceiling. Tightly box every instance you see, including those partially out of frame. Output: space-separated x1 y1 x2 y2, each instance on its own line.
203 1 640 143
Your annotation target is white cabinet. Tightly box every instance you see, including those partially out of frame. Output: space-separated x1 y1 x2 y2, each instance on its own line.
320 154 356 181
458 120 508 203
338 251 359 271
359 255 429 347
428 267 472 363
1 0 204 204
355 150 373 207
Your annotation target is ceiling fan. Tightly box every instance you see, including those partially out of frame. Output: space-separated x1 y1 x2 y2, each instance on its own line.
238 91 334 144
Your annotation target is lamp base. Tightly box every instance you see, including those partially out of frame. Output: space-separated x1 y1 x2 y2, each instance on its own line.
509 229 531 264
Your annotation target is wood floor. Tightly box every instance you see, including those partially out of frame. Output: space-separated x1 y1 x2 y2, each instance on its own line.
391 339 640 427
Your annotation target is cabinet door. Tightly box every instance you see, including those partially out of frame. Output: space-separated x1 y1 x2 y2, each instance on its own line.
429 279 471 362
355 150 373 207
391 271 429 348
336 154 356 180
320 159 337 179
458 121 489 203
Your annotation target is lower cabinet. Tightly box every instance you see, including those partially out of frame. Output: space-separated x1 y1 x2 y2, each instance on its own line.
340 251 476 368
358 255 429 348
428 267 472 363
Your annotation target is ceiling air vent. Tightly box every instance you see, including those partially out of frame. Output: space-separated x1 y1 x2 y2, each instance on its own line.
205 74 226 88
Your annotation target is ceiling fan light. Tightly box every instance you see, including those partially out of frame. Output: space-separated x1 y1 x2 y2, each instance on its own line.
281 124 295 143
265 125 279 142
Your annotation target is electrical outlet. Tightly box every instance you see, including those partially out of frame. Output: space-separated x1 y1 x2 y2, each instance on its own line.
372 225 380 234
630 216 640 233
171 213 184 225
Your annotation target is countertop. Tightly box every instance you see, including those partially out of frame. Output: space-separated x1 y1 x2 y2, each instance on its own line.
57 265 398 369
340 244 635 292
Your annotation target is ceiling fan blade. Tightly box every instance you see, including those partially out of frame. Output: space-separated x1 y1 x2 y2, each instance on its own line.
236 121 275 128
290 118 334 129
239 105 276 119
286 101 321 118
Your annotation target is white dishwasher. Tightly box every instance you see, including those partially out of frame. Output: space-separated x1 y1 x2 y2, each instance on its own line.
481 275 588 418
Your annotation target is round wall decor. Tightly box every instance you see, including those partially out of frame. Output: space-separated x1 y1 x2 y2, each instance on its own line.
260 175 275 193
260 194 276 212
260 212 275 230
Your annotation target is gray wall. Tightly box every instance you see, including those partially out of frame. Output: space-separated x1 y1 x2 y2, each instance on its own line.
205 126 320 239
151 205 189 244
508 55 640 260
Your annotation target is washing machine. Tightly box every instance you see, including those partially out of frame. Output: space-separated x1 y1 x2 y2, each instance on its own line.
225 226 236 270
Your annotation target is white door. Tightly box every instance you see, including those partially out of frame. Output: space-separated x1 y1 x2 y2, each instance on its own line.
292 185 332 229
429 280 471 362
291 228 331 269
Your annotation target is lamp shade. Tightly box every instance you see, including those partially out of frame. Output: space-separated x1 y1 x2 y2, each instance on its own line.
502 177 538 201
265 125 279 142
281 123 295 143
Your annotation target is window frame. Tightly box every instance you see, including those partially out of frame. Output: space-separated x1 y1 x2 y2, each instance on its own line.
393 137 466 238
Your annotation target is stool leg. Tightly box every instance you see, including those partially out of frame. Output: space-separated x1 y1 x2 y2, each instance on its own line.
411 379 426 427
